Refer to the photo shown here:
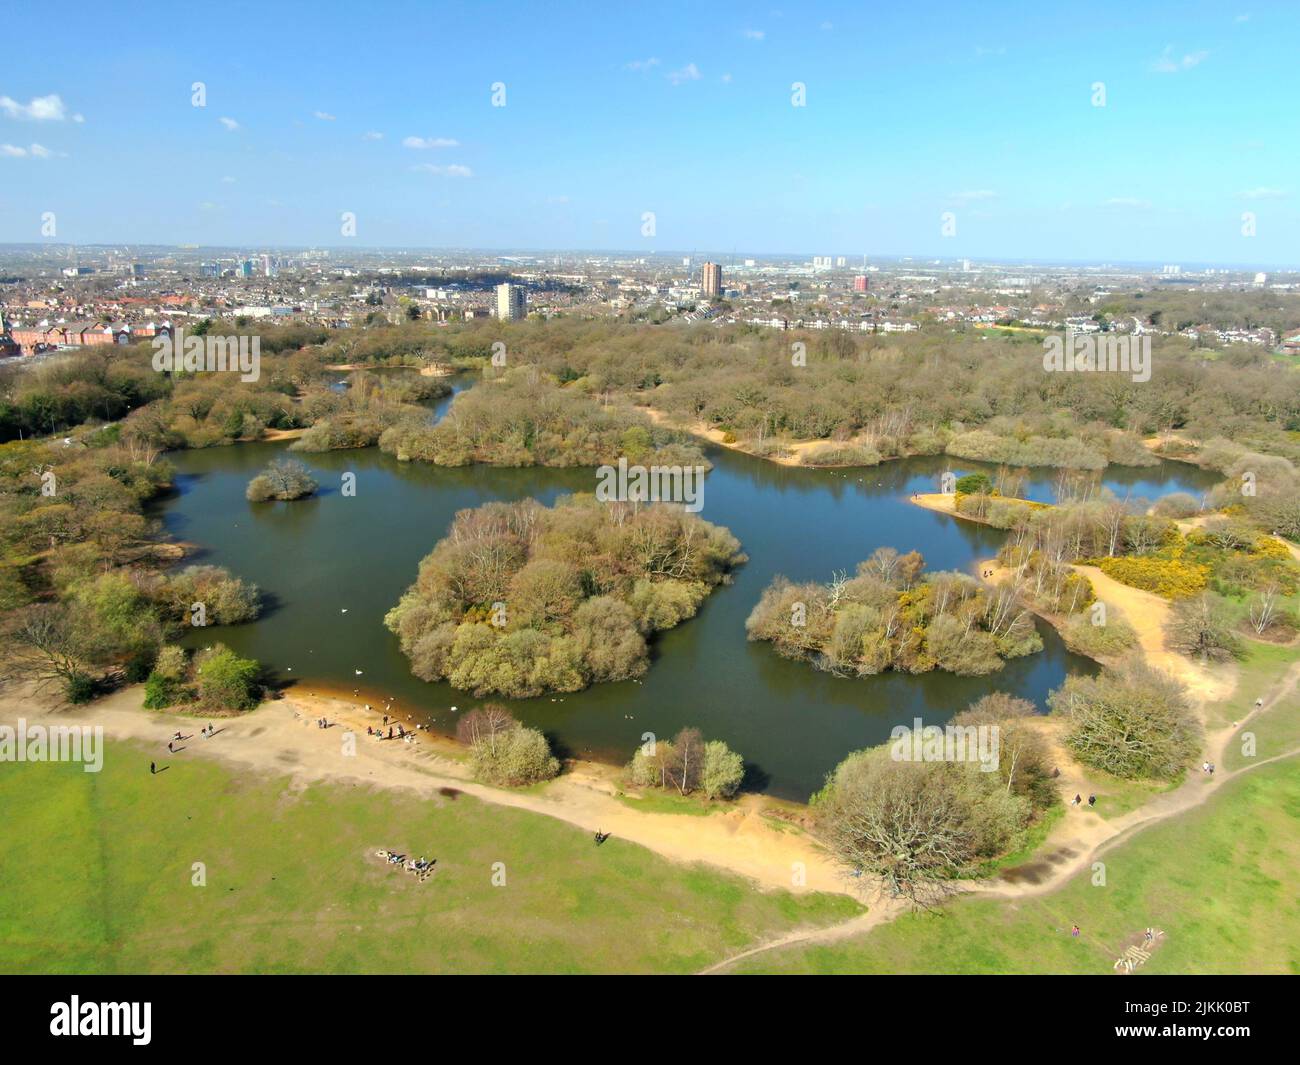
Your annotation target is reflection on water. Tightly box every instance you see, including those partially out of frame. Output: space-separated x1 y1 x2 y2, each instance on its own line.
149 394 1220 800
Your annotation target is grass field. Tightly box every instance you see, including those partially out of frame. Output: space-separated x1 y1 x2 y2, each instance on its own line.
0 741 861 974
730 755 1300 974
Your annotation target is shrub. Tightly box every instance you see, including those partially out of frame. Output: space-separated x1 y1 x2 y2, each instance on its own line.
470 723 560 786
143 672 177 709
801 443 882 467
1087 556 1208 598
1059 613 1140 659
955 472 993 495
1151 492 1201 519
194 645 261 711
65 672 97 704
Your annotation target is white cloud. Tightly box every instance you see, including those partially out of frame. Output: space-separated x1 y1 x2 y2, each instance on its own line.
362 131 384 141
313 110 336 121
1104 196 1152 208
1 143 54 158
625 57 661 71
720 73 733 83
412 163 473 177
820 21 833 30
1152 46 1209 73
742 29 765 40
221 175 237 184
951 189 997 204
1238 187 1288 200
403 135 458 149
1235 14 1250 23
218 116 240 131
666 63 702 85
0 93 72 121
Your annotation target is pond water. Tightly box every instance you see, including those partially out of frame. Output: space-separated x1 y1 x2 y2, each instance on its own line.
149 381 1220 799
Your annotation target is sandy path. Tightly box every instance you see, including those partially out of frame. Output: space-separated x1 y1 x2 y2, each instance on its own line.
910 493 1236 706
0 685 856 901
702 658 1300 972
1069 563 1234 704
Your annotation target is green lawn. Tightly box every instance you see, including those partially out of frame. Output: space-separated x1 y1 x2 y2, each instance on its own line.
730 755 1300 974
0 741 861 974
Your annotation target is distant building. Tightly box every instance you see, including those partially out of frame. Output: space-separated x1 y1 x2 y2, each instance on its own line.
496 282 527 320
701 262 723 299
0 313 18 359
853 275 869 292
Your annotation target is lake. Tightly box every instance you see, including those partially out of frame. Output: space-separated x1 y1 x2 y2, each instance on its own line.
150 381 1220 800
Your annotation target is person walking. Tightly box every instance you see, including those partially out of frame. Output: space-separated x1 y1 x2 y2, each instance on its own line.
150 761 156 775
167 741 174 753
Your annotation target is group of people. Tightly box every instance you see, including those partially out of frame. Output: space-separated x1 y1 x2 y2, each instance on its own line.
150 725 214 774
376 850 436 879
1070 793 1097 808
1201 761 1216 775
366 723 409 741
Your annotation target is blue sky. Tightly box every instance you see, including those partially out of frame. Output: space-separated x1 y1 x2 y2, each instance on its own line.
1 0 1295 264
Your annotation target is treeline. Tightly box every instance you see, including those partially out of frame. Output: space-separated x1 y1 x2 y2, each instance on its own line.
385 495 744 697
418 317 1299 469
746 547 1042 677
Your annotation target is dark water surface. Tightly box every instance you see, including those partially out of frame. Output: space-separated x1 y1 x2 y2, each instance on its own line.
150 386 1219 799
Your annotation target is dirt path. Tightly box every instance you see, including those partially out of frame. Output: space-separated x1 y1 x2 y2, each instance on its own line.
910 493 1236 707
1069 563 1235 705
701 659 1300 972
0 684 856 901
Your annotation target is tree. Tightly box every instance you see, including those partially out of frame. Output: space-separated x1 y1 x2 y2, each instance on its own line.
666 727 705 795
1049 662 1200 780
814 746 1029 905
0 604 97 702
1163 593 1242 663
246 458 318 502
455 703 518 754
701 740 745 799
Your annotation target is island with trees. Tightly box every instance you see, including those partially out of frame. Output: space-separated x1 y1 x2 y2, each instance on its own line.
745 547 1042 676
385 495 745 697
